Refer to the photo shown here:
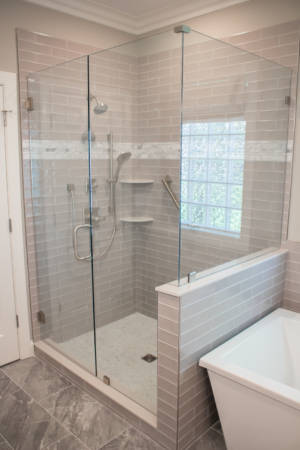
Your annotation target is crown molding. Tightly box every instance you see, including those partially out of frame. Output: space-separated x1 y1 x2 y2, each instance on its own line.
23 0 249 35
24 0 136 33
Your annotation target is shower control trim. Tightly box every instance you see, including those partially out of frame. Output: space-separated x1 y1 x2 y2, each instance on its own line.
67 183 75 193
86 177 98 193
83 207 104 226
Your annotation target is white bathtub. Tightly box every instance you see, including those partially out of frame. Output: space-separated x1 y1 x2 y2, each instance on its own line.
200 308 300 450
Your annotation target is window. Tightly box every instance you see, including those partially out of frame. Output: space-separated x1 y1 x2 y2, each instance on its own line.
181 120 245 235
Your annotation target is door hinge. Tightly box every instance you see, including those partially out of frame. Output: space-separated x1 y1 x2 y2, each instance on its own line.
37 310 46 324
8 218 12 233
103 375 110 385
187 271 197 283
1 109 12 127
25 97 34 112
16 315 19 328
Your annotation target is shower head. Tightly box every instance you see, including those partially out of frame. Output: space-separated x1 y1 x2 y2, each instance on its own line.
114 152 132 181
94 101 108 115
117 152 131 165
89 94 108 115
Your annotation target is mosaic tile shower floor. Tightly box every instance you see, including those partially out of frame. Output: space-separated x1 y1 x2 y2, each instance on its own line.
48 313 157 413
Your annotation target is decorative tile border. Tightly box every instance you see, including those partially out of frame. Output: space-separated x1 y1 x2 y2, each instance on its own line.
24 139 288 161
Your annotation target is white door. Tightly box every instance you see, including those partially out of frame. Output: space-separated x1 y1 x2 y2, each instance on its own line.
0 85 19 366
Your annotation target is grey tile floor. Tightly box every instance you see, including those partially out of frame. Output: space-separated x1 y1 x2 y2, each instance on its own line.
0 357 226 450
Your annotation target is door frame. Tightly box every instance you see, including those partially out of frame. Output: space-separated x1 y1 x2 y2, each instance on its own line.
0 70 33 360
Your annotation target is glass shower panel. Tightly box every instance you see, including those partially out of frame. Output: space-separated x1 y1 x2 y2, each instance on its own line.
89 30 182 413
179 29 292 282
27 56 97 374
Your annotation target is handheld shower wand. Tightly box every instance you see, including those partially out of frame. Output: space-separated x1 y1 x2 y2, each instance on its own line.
94 134 131 259
114 152 132 182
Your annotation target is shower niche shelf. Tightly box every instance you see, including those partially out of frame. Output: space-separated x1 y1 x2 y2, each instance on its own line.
120 179 154 185
120 217 154 224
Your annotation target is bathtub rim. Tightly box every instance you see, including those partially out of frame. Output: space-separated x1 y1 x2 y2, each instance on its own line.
200 308 300 412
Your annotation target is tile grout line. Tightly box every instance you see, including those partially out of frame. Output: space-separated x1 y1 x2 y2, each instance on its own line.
211 420 224 436
40 429 70 450
185 423 226 450
0 431 13 449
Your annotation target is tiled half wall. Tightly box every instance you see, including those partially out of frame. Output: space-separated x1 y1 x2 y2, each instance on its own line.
156 248 287 449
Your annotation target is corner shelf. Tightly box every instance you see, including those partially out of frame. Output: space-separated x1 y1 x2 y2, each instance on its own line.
120 216 154 224
119 179 154 185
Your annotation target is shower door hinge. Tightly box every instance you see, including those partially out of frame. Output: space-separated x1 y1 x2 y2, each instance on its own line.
8 218 12 233
285 96 291 106
37 310 46 324
1 110 12 127
25 97 34 112
16 315 19 328
187 271 197 283
103 375 110 386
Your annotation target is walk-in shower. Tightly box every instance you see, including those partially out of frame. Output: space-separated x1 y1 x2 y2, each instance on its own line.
23 25 292 419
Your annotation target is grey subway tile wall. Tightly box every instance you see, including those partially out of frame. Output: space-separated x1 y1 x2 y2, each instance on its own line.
156 293 180 449
282 240 300 311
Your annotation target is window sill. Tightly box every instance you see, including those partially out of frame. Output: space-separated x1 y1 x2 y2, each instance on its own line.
181 224 240 239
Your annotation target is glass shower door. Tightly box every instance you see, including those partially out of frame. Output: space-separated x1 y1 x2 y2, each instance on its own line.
89 45 141 404
89 30 182 413
26 56 97 375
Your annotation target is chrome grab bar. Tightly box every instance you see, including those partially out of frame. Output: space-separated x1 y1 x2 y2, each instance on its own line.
162 175 180 210
72 224 91 261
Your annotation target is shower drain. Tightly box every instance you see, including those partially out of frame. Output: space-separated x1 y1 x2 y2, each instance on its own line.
142 354 157 363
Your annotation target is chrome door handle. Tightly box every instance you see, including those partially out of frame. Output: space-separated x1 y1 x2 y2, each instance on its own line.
73 224 91 261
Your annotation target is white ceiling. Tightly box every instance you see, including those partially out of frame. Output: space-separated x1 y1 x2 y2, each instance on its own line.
24 0 249 34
